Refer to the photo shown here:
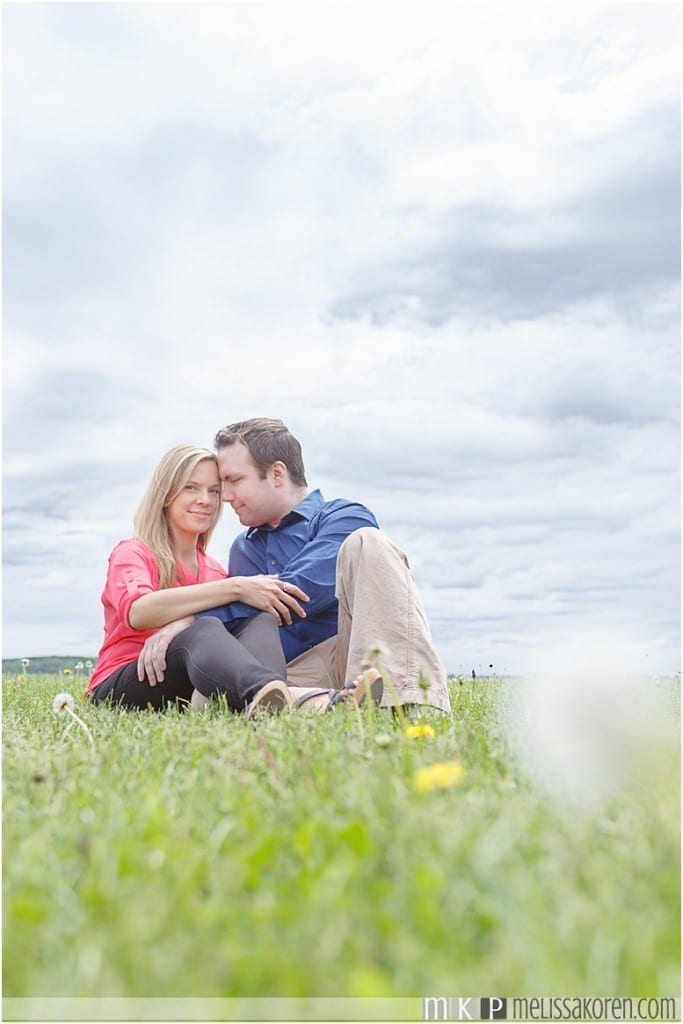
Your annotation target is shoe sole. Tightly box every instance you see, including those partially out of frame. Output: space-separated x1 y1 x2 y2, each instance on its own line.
329 669 384 710
245 680 292 721
190 689 210 711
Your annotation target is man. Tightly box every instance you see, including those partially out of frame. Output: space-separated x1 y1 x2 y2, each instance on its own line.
196 418 451 714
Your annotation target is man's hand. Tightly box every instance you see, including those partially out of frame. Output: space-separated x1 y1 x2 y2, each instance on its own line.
237 575 309 626
137 616 196 684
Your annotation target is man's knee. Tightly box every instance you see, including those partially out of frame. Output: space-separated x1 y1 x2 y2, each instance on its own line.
338 527 407 567
339 526 383 557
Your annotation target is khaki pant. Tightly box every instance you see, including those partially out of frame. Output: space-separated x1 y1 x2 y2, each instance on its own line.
286 528 452 714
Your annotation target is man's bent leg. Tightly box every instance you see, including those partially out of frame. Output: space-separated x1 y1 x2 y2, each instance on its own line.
286 636 340 689
285 636 383 711
335 528 451 713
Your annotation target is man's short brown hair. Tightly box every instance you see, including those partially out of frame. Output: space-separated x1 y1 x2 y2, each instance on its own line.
214 418 307 488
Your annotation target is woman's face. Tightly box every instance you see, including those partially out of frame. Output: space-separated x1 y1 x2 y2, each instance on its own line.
166 459 221 542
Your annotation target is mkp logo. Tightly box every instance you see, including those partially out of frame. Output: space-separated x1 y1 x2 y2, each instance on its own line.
423 996 507 1020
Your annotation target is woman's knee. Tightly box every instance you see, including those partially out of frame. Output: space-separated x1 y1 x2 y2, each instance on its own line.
167 616 228 663
184 616 226 641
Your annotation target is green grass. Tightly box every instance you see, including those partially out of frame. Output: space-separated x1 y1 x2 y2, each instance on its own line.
3 674 680 1000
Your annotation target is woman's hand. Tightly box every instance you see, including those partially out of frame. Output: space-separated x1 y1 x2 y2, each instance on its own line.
137 616 196 684
235 575 309 626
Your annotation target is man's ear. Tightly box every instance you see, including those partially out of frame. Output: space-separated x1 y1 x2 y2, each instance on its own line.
269 461 288 487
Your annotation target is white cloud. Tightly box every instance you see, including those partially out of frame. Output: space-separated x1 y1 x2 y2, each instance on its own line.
2 2 679 675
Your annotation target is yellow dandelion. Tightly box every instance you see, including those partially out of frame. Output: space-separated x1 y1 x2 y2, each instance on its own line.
405 723 435 739
414 761 465 793
62 668 72 675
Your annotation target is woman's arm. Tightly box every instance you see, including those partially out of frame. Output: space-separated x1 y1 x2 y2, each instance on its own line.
129 574 309 630
128 577 243 630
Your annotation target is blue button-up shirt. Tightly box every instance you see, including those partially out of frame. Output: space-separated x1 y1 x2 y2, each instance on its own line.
198 489 379 663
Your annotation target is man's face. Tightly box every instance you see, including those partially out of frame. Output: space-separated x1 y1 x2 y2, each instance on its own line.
217 442 280 528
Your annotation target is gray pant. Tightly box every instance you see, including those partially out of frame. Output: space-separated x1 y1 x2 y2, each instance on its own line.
287 528 452 713
90 614 286 712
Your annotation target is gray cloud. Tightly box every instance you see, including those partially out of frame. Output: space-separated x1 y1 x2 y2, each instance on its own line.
2 2 679 674
328 103 680 327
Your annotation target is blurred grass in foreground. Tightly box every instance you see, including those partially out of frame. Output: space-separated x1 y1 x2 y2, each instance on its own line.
3 672 679 998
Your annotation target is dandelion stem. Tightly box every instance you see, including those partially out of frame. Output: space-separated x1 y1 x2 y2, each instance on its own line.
64 706 94 746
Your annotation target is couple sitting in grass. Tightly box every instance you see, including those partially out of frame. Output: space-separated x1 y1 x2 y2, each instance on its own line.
86 418 451 719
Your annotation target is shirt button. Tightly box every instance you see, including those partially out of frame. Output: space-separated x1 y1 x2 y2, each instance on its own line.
271 559 278 567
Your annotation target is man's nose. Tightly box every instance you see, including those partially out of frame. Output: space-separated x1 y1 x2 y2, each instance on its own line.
221 482 233 502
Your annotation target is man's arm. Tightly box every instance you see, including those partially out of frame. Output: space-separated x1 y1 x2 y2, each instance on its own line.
198 500 378 633
261 502 379 616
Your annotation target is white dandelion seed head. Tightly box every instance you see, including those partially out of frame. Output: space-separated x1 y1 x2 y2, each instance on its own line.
53 692 75 714
505 630 676 812
361 641 390 670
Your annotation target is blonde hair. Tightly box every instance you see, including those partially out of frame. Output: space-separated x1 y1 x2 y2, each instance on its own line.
134 445 222 589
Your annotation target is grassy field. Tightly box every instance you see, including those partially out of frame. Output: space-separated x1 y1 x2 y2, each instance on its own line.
3 672 680 1009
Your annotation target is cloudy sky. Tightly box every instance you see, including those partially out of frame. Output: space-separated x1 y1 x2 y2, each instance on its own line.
3 1 680 677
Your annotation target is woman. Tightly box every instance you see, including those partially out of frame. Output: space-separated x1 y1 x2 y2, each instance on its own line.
87 445 380 715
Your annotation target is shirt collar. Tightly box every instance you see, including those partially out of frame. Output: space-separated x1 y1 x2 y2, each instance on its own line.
246 489 325 538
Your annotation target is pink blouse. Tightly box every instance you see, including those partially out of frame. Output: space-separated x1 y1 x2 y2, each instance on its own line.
87 539 227 695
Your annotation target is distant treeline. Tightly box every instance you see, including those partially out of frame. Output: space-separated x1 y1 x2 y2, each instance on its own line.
3 658 505 680
3 657 97 676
